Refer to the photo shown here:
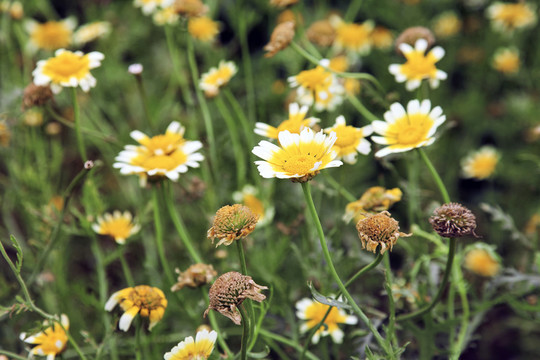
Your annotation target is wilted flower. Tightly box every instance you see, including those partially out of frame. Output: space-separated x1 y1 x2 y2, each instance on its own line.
105 285 167 331
20 314 69 360
252 127 343 182
23 108 44 127
171 263 217 291
207 204 259 247
344 187 402 223
394 26 435 55
73 21 111 45
173 0 208 17
464 244 501 277
264 21 295 58
296 297 357 344
164 329 218 360
22 83 53 110
188 16 220 42
92 211 141 244
486 2 537 33
270 0 298 7
389 38 447 91
204 271 267 325
356 211 410 255
429 203 477 238
492 47 520 74
324 115 372 164
306 19 336 46
371 99 446 158
461 146 500 180
24 18 76 51
32 49 104 94
254 102 319 140
199 61 237 97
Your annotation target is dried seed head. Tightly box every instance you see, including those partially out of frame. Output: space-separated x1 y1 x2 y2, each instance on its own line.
395 26 435 55
269 0 299 8
290 171 320 183
356 211 410 254
306 19 336 47
429 202 478 238
264 21 295 58
173 0 208 17
207 204 259 247
171 263 217 292
22 83 53 110
204 271 267 325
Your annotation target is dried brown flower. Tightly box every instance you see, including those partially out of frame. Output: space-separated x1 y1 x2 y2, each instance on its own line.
22 83 53 110
171 263 217 292
269 0 299 8
264 21 295 58
395 26 435 56
356 211 410 254
173 0 208 17
429 203 478 238
204 271 267 325
306 19 336 47
207 204 259 247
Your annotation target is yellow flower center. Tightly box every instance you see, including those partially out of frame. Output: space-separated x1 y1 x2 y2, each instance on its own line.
133 150 188 171
31 21 72 50
496 4 534 27
295 66 332 91
494 52 519 74
280 154 318 174
31 324 68 355
332 125 360 149
126 286 165 311
42 52 91 83
465 249 499 277
243 194 265 220
400 51 439 80
336 23 371 49
139 133 184 154
168 338 215 360
329 56 348 73
304 302 348 334
386 113 434 147
205 66 234 87
468 153 498 179
99 217 135 240
188 16 219 41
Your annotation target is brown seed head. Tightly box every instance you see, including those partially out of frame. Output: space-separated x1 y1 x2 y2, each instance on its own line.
269 0 299 8
264 21 295 58
356 211 410 254
207 204 259 247
306 19 336 47
171 263 217 292
394 26 435 56
429 202 478 238
173 0 208 17
204 271 267 324
22 83 53 110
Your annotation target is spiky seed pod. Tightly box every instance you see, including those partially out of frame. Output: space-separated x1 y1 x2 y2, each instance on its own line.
429 202 478 238
207 204 259 247
204 271 267 325
356 211 411 254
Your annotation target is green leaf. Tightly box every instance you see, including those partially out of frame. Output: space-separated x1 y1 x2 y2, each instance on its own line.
307 281 351 310
10 235 23 272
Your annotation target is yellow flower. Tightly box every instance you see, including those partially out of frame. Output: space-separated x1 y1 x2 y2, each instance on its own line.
92 211 141 244
433 11 462 39
188 16 219 42
164 329 218 360
492 47 520 74
255 102 319 140
232 185 274 225
113 121 204 187
153 5 180 25
73 21 111 45
330 15 374 55
32 49 104 94
1 1 23 20
461 146 500 180
324 115 372 164
486 2 537 33
389 38 447 91
24 18 76 51
105 285 167 331
252 127 343 182
343 186 402 223
199 60 237 97
296 297 357 344
20 314 69 360
371 99 446 157
134 0 174 15
371 26 394 50
464 245 501 277
288 59 345 111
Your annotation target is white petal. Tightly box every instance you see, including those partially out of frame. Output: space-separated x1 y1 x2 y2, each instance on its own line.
419 99 432 114
389 103 406 120
371 121 389 135
415 38 428 52
430 46 445 61
407 99 420 114
119 311 136 332
388 64 401 75
398 43 413 55
405 79 421 91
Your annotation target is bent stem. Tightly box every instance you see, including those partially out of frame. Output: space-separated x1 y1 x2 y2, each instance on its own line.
300 182 393 358
346 94 378 122
71 87 87 162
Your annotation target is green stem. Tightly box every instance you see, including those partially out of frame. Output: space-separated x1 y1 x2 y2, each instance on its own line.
71 87 87 162
417 148 450 203
346 94 378 122
259 329 319 360
300 182 393 357
235 240 255 353
152 185 175 286
133 74 153 131
238 14 256 125
450 255 470 359
165 25 194 107
344 0 364 22
162 182 203 263
135 319 142 360
322 172 356 202
238 304 249 360
0 350 27 360
383 253 396 349
215 95 247 189
236 240 249 276
120 251 135 287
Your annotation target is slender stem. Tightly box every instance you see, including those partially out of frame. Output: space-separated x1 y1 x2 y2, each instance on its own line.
450 255 470 359
152 185 176 286
71 88 87 162
133 74 153 131
164 25 194 107
417 148 450 203
120 251 135 287
383 253 396 349
345 0 364 22
215 95 246 189
238 14 256 125
162 182 203 263
300 182 393 357
238 304 249 360
346 94 378 122
236 240 249 276
259 329 319 360
235 239 255 354
322 172 356 202
0 350 26 360
135 319 142 360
